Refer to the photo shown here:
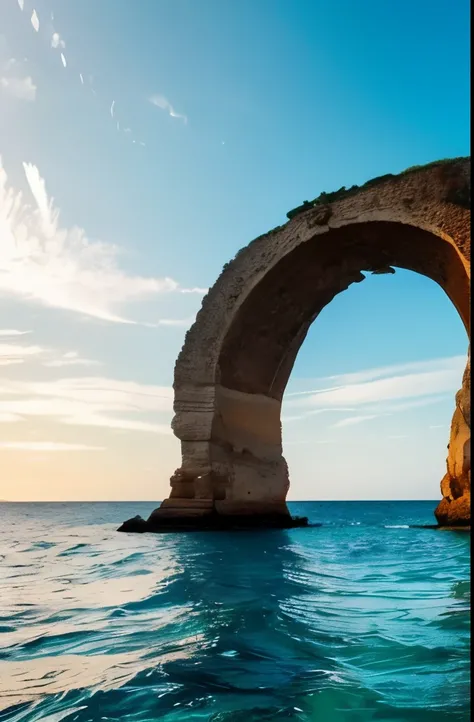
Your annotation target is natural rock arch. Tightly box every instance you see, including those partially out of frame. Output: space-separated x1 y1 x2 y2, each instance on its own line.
143 158 471 531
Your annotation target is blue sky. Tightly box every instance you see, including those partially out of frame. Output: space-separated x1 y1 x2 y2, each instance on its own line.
0 0 469 501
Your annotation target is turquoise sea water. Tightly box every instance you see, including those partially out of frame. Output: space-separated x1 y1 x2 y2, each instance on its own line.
0 501 470 722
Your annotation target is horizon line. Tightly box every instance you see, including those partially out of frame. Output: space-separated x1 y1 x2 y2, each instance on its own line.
0 498 440 503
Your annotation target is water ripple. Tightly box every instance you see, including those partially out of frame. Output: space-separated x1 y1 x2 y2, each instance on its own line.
0 501 469 722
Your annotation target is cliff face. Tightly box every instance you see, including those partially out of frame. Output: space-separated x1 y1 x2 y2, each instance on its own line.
435 351 471 526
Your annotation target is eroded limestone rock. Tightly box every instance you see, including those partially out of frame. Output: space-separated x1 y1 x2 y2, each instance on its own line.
435 351 470 526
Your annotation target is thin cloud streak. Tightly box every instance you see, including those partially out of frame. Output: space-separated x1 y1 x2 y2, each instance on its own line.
282 407 356 423
149 94 187 124
286 385 344 398
287 356 465 409
158 318 193 327
43 351 101 368
0 159 206 324
332 414 381 428
282 357 463 430
0 376 174 435
0 442 105 452
0 339 101 369
284 438 335 446
287 356 466 398
328 355 466 386
0 343 45 362
179 287 208 295
141 316 197 328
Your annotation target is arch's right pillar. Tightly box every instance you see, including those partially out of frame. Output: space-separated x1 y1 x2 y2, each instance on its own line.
435 350 470 526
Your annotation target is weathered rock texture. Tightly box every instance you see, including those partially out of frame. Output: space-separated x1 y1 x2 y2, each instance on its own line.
144 158 471 531
435 348 471 526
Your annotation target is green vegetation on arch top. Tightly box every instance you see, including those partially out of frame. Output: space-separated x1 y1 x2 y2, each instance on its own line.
286 157 467 220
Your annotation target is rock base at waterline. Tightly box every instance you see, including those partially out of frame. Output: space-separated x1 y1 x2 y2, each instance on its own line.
434 494 471 528
117 512 309 533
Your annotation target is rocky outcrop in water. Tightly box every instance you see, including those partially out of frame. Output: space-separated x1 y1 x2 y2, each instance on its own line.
435 350 471 527
117 511 309 533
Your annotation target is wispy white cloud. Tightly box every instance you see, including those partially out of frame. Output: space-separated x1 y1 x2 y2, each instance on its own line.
282 395 447 424
17 0 24 11
328 356 465 387
287 356 465 399
110 100 115 118
287 356 465 410
0 337 102 370
155 316 195 328
0 330 31 337
284 438 335 446
0 376 173 435
0 160 205 324
31 10 40 32
283 356 464 434
0 75 36 101
60 53 67 68
43 351 101 368
149 94 187 124
282 407 356 423
332 414 381 428
286 385 344 399
0 442 104 452
179 287 208 295
0 343 45 366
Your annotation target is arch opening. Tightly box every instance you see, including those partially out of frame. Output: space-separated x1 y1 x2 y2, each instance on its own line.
205 222 469 517
281 267 468 504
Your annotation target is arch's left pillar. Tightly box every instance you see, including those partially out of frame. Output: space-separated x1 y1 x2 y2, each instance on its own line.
149 382 294 527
